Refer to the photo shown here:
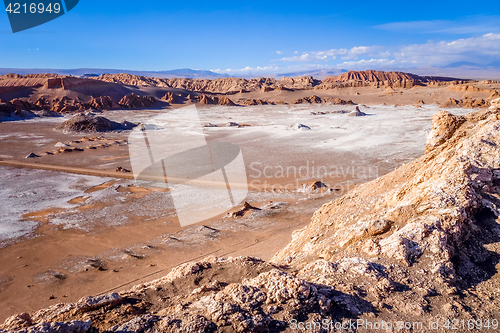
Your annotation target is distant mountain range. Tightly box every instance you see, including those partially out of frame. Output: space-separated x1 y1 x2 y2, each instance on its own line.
276 69 348 78
1 64 500 80
0 68 230 79
0 67 351 80
442 61 500 69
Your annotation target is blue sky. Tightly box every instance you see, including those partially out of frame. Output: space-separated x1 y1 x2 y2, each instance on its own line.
1 0 500 75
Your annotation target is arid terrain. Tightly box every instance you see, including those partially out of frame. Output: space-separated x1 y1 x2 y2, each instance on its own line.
1 70 500 332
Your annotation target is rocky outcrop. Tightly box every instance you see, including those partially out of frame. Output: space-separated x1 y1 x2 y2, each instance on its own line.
33 97 50 109
9 99 38 111
188 94 236 106
278 76 320 90
440 97 489 108
490 98 500 110
44 78 63 89
425 111 465 152
319 70 464 89
273 106 500 281
160 92 179 104
347 106 366 116
440 97 461 108
461 98 489 108
199 94 215 105
25 153 39 159
85 96 119 109
291 123 311 131
91 73 167 87
447 84 493 94
241 99 286 106
166 77 278 94
0 257 348 333
292 95 354 105
55 114 137 132
91 75 321 94
215 96 236 106
0 73 61 79
118 93 157 108
489 91 500 99
2 94 119 114
50 97 80 113
0 74 59 93
326 70 421 83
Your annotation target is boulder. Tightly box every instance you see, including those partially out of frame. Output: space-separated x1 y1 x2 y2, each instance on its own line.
55 114 137 133
347 106 366 117
291 123 311 130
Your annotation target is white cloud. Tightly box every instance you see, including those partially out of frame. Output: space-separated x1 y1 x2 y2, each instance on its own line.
274 33 500 69
375 16 500 35
211 33 500 76
277 46 387 62
212 66 280 74
278 53 316 62
336 58 397 69
395 33 500 66
211 64 338 75
276 51 283 55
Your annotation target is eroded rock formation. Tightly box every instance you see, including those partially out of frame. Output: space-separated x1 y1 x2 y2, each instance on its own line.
118 93 157 108
194 94 236 106
85 96 119 110
319 70 466 89
440 97 490 108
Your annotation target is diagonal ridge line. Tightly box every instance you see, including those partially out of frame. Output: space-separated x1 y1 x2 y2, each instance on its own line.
61 0 68 13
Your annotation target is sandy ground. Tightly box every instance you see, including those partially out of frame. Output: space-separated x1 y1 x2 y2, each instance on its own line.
0 96 477 321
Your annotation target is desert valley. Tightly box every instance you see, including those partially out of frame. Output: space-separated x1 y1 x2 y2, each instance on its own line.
1 70 500 332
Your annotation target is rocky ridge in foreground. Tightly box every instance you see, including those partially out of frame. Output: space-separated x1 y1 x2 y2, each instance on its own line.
2 101 500 332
